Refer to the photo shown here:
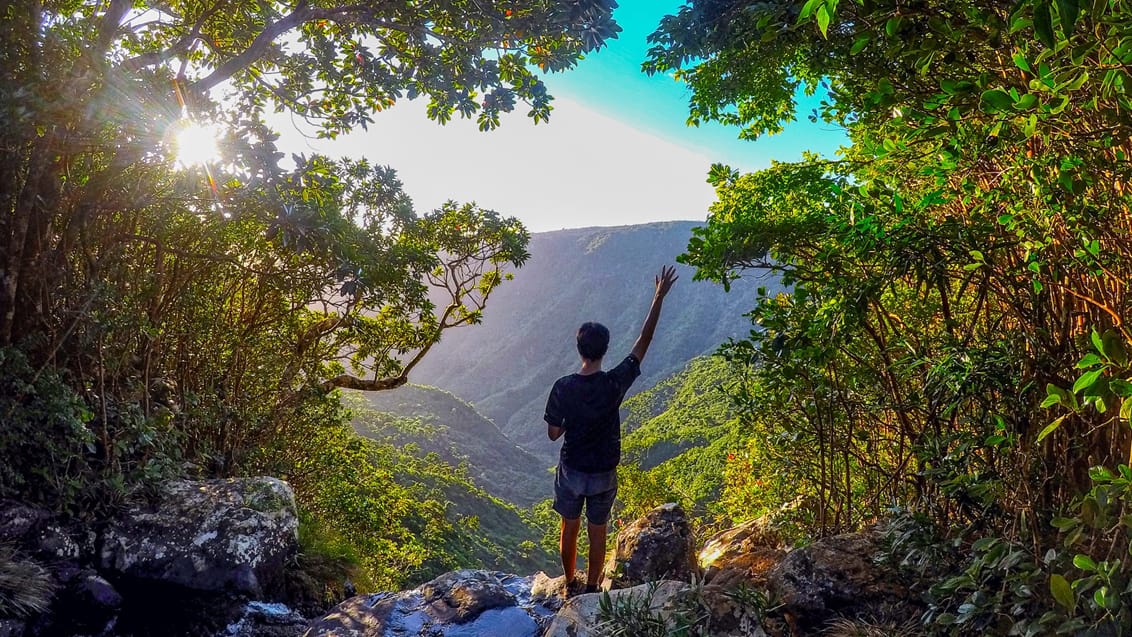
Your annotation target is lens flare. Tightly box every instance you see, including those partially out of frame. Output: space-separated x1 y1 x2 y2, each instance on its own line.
173 121 220 168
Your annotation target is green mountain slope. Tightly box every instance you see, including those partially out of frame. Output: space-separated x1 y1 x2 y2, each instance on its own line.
410 221 779 462
345 397 557 581
616 355 744 523
349 386 551 507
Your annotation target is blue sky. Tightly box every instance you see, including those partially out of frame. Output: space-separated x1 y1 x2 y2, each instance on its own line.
543 0 843 171
279 1 845 232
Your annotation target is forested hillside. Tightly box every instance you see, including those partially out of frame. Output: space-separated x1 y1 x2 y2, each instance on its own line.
411 221 780 460
350 386 550 507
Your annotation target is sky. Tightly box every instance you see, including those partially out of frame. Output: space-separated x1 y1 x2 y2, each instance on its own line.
276 1 846 233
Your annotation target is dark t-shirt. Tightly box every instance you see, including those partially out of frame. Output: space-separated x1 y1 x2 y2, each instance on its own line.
543 355 641 473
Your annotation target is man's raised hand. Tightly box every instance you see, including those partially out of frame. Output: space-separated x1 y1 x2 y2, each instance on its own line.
655 265 678 298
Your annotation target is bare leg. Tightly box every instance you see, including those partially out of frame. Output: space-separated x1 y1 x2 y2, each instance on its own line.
560 517 581 581
586 522 608 588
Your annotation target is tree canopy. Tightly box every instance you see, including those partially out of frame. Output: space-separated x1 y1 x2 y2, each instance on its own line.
645 0 1132 631
0 0 619 586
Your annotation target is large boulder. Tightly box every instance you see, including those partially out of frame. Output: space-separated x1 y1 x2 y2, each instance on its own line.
305 570 562 637
604 503 698 589
543 580 690 637
699 516 788 590
766 528 912 631
99 477 298 596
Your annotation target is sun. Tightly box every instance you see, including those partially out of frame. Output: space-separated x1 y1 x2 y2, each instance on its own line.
173 120 220 168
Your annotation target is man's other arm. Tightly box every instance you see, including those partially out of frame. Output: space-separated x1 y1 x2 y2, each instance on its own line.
630 265 678 364
545 382 565 440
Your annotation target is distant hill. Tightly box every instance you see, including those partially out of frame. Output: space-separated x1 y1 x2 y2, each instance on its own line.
349 386 551 507
409 220 780 462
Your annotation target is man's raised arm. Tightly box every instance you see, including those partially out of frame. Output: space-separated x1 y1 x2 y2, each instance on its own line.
630 265 678 364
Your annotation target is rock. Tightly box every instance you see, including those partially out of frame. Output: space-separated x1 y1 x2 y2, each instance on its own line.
698 585 770 637
0 501 49 545
604 503 698 589
0 620 25 637
55 569 122 633
543 580 690 637
305 570 560 637
99 477 298 596
699 517 788 590
0 500 81 564
222 601 309 637
419 570 515 623
767 528 912 631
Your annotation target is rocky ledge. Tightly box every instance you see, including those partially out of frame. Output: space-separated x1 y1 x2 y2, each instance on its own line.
1 485 919 637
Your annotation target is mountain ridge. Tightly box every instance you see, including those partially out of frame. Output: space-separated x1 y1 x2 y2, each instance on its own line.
409 220 780 462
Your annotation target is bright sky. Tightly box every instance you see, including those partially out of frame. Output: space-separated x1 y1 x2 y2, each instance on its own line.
276 1 846 233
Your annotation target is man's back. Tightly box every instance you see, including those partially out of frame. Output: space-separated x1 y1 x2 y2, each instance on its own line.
545 354 640 473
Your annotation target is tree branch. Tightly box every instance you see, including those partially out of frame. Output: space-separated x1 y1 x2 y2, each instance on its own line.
190 1 314 93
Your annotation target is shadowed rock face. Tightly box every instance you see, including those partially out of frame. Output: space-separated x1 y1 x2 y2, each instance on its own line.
99 477 298 597
305 570 565 637
767 528 914 631
604 503 699 590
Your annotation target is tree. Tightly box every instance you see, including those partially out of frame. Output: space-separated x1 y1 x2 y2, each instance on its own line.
650 0 1132 532
0 0 619 495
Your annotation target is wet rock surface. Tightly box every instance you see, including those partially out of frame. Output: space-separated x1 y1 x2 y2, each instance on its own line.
223 601 310 637
604 503 698 589
100 477 299 596
305 570 562 637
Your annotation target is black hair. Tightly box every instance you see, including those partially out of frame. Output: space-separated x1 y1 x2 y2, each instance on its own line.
576 322 610 361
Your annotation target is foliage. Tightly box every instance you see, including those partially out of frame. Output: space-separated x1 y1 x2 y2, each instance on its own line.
595 578 770 637
652 0 1132 535
645 0 1132 631
0 0 625 586
293 401 554 590
617 356 741 525
0 347 182 514
0 545 54 618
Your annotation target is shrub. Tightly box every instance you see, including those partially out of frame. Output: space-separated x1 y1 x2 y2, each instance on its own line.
0 545 54 618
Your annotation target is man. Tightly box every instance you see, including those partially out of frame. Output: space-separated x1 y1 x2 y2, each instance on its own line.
543 265 678 594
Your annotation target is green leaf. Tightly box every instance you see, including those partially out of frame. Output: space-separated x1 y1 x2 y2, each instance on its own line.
1076 353 1103 368
1073 369 1104 394
1051 517 1078 530
1110 379 1132 397
799 0 822 20
1034 2 1056 48
850 34 870 55
1095 586 1112 609
1037 415 1067 442
1040 393 1063 408
885 16 902 37
1057 0 1080 33
1073 553 1098 571
1050 574 1076 613
981 89 1014 112
1013 52 1033 73
1092 329 1105 354
1120 397 1132 421
1014 93 1039 110
816 5 831 37
1101 330 1128 365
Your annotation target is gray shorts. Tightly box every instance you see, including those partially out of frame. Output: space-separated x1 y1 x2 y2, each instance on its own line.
553 463 617 525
